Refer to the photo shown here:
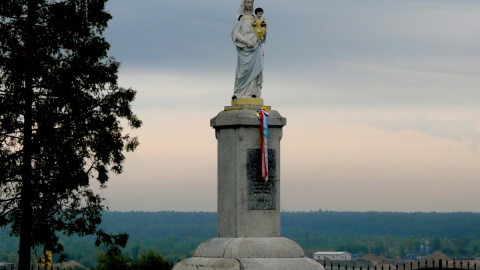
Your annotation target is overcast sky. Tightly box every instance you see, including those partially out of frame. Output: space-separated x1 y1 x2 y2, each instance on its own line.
96 0 480 212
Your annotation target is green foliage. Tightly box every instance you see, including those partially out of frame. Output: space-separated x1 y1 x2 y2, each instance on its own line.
281 211 480 239
93 251 173 270
0 0 141 267
133 251 172 270
3 211 480 267
281 211 480 257
95 253 130 270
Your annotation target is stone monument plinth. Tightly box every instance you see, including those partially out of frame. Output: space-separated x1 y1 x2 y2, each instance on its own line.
173 99 324 270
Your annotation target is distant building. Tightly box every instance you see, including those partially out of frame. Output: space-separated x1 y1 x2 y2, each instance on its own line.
0 262 15 269
313 251 352 261
420 239 430 254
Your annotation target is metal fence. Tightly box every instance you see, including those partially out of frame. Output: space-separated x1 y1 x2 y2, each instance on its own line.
0 266 70 270
0 265 15 270
322 259 478 270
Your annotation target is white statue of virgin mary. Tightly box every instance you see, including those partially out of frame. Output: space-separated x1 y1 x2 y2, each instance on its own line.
231 0 264 99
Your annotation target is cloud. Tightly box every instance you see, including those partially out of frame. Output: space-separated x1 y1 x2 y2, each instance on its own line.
100 1 480 212
362 109 480 154
107 0 480 144
280 107 480 212
105 0 235 70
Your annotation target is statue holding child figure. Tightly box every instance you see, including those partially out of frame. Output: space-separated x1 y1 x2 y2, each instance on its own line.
232 0 267 100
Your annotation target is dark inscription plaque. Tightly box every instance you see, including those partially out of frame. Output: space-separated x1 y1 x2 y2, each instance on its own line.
247 148 276 210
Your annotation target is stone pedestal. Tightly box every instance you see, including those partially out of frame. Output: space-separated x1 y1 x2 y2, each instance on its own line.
173 99 324 270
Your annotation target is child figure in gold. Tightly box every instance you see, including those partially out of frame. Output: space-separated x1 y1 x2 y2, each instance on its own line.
253 7 266 42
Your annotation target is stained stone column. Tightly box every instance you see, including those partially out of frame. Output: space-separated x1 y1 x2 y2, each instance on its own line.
212 99 285 238
173 99 324 270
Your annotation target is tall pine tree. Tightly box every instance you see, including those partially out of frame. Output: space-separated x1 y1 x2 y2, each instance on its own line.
0 0 142 268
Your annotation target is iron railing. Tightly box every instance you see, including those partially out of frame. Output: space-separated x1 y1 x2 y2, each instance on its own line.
321 259 478 270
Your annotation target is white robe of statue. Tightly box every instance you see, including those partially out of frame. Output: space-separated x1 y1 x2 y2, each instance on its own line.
232 0 264 99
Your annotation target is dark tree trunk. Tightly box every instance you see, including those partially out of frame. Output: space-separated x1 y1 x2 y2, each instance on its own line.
18 0 36 268
18 75 34 270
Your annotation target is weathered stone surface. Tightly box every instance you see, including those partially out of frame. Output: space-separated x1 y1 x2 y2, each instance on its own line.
213 109 284 238
173 257 325 270
194 238 235 258
239 258 324 270
194 237 305 258
172 106 324 270
210 109 286 128
173 257 242 270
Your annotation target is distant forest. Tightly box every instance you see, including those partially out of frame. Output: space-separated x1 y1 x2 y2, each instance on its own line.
2 211 480 268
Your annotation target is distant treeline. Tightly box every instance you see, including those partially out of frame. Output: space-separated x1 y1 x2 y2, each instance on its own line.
2 211 480 268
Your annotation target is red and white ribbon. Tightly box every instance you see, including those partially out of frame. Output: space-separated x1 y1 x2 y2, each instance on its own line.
257 109 269 181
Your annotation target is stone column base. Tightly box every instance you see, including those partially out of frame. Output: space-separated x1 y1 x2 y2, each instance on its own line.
173 237 324 270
